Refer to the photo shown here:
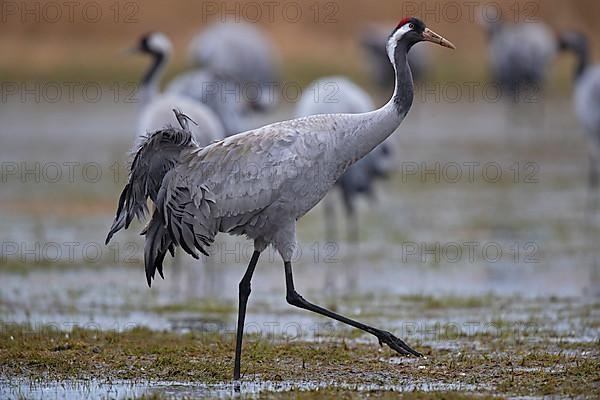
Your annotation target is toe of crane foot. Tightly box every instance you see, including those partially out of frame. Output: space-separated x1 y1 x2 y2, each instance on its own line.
377 331 423 357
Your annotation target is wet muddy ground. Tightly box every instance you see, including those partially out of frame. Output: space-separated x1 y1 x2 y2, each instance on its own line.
1 96 599 398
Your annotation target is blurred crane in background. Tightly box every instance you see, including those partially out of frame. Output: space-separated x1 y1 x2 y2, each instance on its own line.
480 17 556 102
559 31 600 213
479 17 557 143
167 69 251 137
130 32 225 148
188 20 280 108
168 21 281 136
106 17 455 380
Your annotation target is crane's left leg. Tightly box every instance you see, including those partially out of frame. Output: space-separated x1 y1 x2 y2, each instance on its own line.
587 152 600 216
234 250 261 380
283 261 422 357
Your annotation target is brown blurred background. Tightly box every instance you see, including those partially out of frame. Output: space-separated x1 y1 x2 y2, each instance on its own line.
2 0 599 88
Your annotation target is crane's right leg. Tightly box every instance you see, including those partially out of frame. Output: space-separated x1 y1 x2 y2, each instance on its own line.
233 250 261 380
283 260 422 357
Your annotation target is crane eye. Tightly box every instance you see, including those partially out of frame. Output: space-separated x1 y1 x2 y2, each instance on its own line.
409 23 415 29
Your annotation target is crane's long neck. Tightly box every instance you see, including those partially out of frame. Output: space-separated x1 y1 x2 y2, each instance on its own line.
391 41 415 115
139 51 167 108
484 19 503 40
342 40 414 162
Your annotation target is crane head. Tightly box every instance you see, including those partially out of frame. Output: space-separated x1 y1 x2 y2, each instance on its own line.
387 17 455 62
126 32 173 57
558 31 588 53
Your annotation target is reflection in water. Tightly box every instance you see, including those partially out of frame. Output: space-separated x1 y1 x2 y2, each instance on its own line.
322 191 364 295
167 239 228 302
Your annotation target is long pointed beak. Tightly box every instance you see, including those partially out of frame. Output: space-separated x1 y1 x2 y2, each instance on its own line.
422 27 456 49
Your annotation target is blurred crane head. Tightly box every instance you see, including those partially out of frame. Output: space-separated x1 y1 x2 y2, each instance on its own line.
128 32 173 58
559 31 588 53
558 31 590 80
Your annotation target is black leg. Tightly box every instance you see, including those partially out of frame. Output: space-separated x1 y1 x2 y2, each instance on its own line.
587 155 599 216
347 207 359 244
283 261 422 357
323 196 337 293
346 208 359 291
233 250 261 380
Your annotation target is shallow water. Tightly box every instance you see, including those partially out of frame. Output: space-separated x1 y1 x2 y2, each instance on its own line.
1 377 488 400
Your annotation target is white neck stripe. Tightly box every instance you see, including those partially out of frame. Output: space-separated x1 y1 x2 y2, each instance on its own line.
386 24 412 64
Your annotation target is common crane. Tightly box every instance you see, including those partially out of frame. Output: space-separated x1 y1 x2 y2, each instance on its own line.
559 31 600 211
107 17 455 380
481 18 556 101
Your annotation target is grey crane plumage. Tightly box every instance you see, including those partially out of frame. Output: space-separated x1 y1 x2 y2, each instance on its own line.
559 31 600 211
481 18 556 100
295 76 393 242
132 32 225 148
106 17 455 380
106 109 198 242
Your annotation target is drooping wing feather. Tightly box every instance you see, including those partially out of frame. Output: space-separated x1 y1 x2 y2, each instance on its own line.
105 127 197 245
